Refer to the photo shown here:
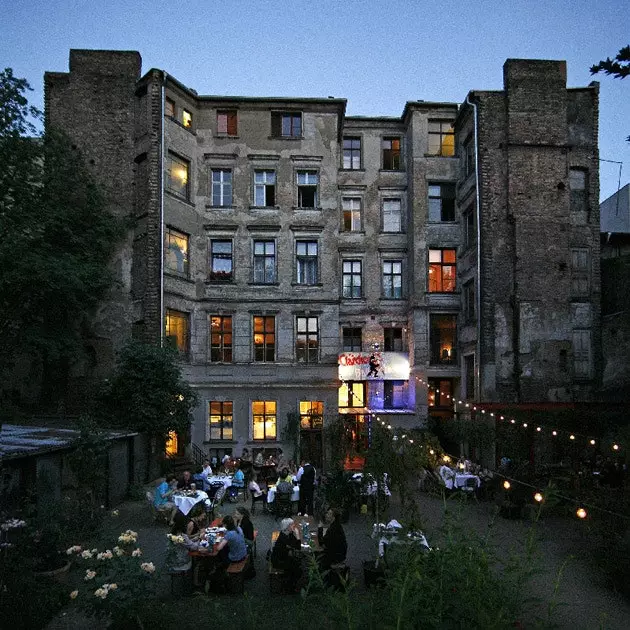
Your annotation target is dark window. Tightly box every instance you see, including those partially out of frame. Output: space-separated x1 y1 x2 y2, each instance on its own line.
342 260 362 298
382 260 403 298
217 110 237 135
464 139 475 177
428 183 456 222
384 327 403 351
296 241 318 285
428 120 455 157
342 327 362 352
296 316 319 363
165 97 175 118
571 248 589 297
382 199 402 232
570 169 588 213
253 240 276 284
384 381 406 409
253 316 275 362
342 197 362 231
166 153 190 200
430 314 457 365
272 112 302 138
209 401 233 440
428 249 456 292
297 170 318 208
165 309 189 356
382 137 401 170
464 355 475 399
164 227 189 277
464 205 477 250
211 169 233 206
463 280 476 321
343 137 361 169
209 239 233 282
428 378 453 408
210 315 232 362
254 170 276 206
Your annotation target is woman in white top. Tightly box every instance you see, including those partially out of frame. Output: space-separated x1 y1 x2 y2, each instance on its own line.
202 459 213 476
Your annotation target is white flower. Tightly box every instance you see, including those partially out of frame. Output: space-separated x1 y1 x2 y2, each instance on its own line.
140 562 155 574
113 546 124 556
81 550 93 559
84 569 96 581
69 590 78 600
94 588 108 599
108 583 118 590
111 510 119 517
131 548 142 557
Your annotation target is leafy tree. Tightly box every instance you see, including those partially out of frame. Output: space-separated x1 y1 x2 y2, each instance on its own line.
99 340 198 447
0 69 124 411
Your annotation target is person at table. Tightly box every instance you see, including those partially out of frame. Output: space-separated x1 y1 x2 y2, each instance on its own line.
154 474 178 524
288 459 298 477
276 448 288 470
296 459 316 517
248 474 267 501
171 505 205 538
276 467 293 490
271 517 302 587
232 463 245 488
177 469 194 489
254 451 264 466
215 514 248 569
234 507 254 546
317 508 347 570
202 459 213 477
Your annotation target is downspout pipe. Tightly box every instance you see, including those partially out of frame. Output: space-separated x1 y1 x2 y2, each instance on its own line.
159 71 167 346
466 93 482 402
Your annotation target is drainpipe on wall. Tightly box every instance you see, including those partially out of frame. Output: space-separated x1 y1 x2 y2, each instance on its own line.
466 94 482 402
159 71 167 346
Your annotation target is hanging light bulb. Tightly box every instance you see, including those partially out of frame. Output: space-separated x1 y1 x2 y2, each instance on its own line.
409 439 414 444
534 492 543 503
503 480 511 490
500 416 504 420
613 444 619 451
570 435 575 441
523 423 528 428
590 439 595 446
536 427 542 432
576 507 587 519
443 455 450 463
552 430 557 436
430 449 435 455
510 419 516 424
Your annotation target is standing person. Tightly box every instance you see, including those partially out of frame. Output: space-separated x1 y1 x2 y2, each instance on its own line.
296 459 316 517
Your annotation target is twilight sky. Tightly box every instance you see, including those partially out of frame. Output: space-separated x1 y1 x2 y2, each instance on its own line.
2 0 628 201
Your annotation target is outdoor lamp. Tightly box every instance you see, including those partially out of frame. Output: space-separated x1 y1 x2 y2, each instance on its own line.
503 480 511 490
576 508 587 519
534 492 543 503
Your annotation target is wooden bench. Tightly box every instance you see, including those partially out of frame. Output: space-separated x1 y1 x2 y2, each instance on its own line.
226 557 249 594
326 562 350 590
268 561 286 594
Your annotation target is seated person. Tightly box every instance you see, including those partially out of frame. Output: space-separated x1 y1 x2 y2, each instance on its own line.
232 464 245 488
248 475 267 500
234 507 254 546
317 508 347 570
154 474 177 523
254 451 264 466
438 464 456 489
288 459 298 476
241 447 252 463
172 505 206 539
270 518 302 586
215 515 248 569
276 468 293 495
276 448 288 471
177 469 194 489
202 459 213 477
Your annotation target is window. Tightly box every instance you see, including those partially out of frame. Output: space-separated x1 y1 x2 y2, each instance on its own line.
296 316 319 363
217 110 237 136
210 315 232 362
252 401 277 440
464 139 475 177
384 327 403 351
382 199 402 232
300 401 323 430
164 227 189 277
343 137 361 169
384 381 406 409
382 137 401 170
296 241 318 285
209 401 233 440
253 315 275 362
428 120 455 157
211 169 233 207
342 197 362 231
430 314 457 365
165 309 189 355
338 381 366 408
272 112 302 138
428 249 456 293
428 183 456 222
297 171 318 208
428 378 453 408
342 327 362 352
464 205 477 250
166 153 190 200
253 240 276 284
182 109 193 129
463 280 476 321
571 248 590 296
464 355 475 399
254 170 276 207
165 97 175 118
382 260 403 298
342 260 362 298
572 329 591 379
569 169 588 213
209 239 233 282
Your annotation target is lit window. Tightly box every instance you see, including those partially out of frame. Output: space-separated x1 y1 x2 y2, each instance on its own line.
253 240 276 284
382 199 402 232
166 153 190 200
165 309 189 356
165 97 175 118
297 170 318 208
252 400 277 440
428 120 455 157
253 316 275 362
382 260 403 299
182 109 193 129
430 314 457 365
428 378 453 408
254 170 276 207
428 249 456 292
272 112 302 138
342 260 362 298
210 315 232 362
209 239 233 282
164 227 189 277
217 110 237 136
384 327 403 351
342 327 362 351
343 137 361 169
300 401 323 430
296 241 318 285
428 183 456 222
342 197 362 232
338 381 366 408
382 137 401 170
211 169 233 207
296 316 319 363
209 401 233 440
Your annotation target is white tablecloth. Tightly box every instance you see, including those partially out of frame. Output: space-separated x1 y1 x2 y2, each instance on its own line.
172 490 208 516
454 473 481 489
206 475 233 490
352 472 391 496
267 485 299 503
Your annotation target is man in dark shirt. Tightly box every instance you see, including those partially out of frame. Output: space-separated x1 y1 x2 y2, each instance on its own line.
297 460 316 517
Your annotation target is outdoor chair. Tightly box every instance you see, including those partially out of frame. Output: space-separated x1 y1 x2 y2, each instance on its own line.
205 483 226 519
250 491 267 515
146 491 170 524
274 492 293 518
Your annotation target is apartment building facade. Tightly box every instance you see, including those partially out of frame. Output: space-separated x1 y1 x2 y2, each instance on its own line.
44 51 601 468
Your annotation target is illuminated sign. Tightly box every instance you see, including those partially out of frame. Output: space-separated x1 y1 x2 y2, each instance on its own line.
338 352 410 381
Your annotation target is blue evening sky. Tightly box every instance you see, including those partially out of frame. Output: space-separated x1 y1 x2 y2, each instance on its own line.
2 0 628 201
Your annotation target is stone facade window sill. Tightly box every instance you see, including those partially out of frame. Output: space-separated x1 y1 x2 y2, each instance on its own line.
165 116 196 135
248 282 280 287
339 168 365 173
292 206 323 212
205 204 236 210
290 282 323 288
164 191 195 207
267 136 302 141
214 135 240 139
164 272 194 284
249 205 280 210
205 279 235 285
